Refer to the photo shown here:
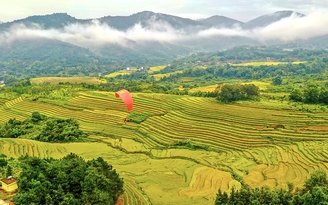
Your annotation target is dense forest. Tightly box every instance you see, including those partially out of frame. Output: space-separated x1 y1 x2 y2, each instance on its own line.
1 46 328 86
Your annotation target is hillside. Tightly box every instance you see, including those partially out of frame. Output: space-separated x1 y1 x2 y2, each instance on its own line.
1 43 328 203
98 11 210 32
0 13 85 30
1 10 328 81
1 82 328 203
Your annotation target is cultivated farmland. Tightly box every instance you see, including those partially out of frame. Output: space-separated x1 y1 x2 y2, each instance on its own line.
31 76 107 84
231 61 307 67
1 91 328 204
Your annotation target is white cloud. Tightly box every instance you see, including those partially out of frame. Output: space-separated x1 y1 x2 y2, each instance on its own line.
196 12 328 42
251 12 328 42
1 11 328 48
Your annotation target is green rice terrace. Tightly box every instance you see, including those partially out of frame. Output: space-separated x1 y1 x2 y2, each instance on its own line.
1 88 328 204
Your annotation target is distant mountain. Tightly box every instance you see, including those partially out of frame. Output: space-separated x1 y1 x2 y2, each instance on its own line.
97 11 210 33
0 11 259 64
0 13 85 30
243 10 305 29
0 10 307 32
0 10 327 77
198 15 243 28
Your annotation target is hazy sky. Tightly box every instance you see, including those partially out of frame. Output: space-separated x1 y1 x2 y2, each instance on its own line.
1 0 328 22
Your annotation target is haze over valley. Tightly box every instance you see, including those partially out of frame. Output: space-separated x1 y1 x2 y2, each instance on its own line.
0 10 328 62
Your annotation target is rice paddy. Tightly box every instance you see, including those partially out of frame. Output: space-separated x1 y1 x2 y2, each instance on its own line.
1 90 328 204
231 61 307 67
31 76 107 84
105 68 138 78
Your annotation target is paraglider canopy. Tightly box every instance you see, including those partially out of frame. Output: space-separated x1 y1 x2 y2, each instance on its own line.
115 89 133 111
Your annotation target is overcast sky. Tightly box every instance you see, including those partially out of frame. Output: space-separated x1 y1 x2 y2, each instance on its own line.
1 0 328 22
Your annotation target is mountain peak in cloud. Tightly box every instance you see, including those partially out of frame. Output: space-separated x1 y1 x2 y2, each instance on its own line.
198 15 244 28
0 13 80 30
97 10 209 32
0 10 327 51
243 10 305 30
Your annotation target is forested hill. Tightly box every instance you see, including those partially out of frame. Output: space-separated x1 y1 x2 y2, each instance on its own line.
169 46 328 65
0 10 327 76
1 45 328 87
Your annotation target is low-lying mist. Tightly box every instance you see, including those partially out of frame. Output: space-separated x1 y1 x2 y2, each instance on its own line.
1 12 327 48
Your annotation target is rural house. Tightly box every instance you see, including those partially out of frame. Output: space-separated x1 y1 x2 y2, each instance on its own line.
1 176 18 193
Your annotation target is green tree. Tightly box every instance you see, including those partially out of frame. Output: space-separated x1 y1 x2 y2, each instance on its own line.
241 84 260 98
35 118 86 142
6 165 12 176
304 169 328 192
31 112 46 123
272 75 282 85
289 88 303 102
319 88 328 104
218 84 242 103
14 154 123 205
215 189 229 204
303 83 319 104
218 84 259 103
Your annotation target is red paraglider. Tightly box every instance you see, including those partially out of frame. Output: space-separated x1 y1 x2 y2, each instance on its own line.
115 89 133 111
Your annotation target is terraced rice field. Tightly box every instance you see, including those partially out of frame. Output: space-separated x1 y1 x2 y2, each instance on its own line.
31 76 106 84
189 81 272 93
152 70 184 80
105 68 138 78
148 65 166 73
231 61 307 67
1 91 328 204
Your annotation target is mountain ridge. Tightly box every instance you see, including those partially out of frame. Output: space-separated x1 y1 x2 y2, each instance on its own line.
0 10 306 31
0 10 327 73
197 15 243 28
243 10 306 29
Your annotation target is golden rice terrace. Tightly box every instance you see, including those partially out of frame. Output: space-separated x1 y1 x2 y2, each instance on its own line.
1 91 328 204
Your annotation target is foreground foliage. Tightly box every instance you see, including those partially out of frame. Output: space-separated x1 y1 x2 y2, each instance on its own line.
215 169 328 205
14 153 124 205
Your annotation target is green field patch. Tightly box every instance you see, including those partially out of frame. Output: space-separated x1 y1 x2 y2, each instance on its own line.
180 77 195 83
126 112 150 123
31 76 106 84
149 65 166 73
231 61 307 67
189 84 219 93
152 70 183 80
105 67 138 78
241 81 270 90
